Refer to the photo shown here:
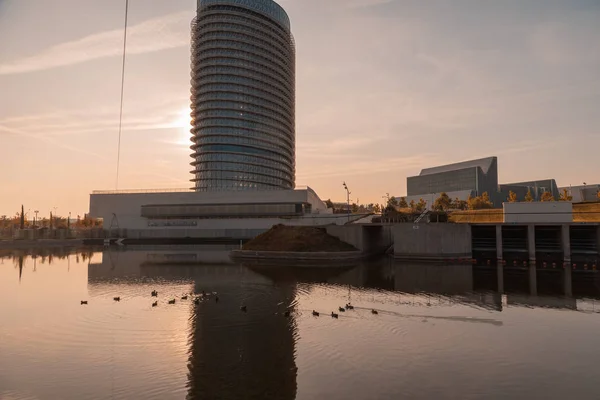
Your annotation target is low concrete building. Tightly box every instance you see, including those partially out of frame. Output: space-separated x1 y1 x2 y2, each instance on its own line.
503 202 572 224
499 179 559 202
88 187 358 239
560 184 600 203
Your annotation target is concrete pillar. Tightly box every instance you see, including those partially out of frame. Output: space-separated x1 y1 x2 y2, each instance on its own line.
496 225 503 261
529 263 537 296
497 262 504 294
563 265 573 297
597 225 600 255
527 224 536 262
562 224 571 263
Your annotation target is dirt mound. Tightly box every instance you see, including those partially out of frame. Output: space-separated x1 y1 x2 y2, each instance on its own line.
243 225 358 252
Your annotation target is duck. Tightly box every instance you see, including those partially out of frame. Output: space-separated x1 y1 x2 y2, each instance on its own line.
331 312 338 319
215 296 219 303
113 297 120 302
338 307 346 312
371 309 378 315
151 290 158 297
240 305 247 312
312 310 320 316
80 301 88 305
168 299 176 305
284 310 290 317
181 295 188 300
152 301 158 307
194 298 200 305
201 290 206 297
345 303 354 310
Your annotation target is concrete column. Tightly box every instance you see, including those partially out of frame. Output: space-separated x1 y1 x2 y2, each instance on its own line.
496 225 503 261
562 224 571 263
529 263 537 296
597 225 600 255
563 265 573 297
527 224 536 262
497 261 504 294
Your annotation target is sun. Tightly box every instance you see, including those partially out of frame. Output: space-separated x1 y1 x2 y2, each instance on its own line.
173 107 193 146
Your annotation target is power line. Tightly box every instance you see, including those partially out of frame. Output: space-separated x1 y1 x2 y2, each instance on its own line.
115 0 129 190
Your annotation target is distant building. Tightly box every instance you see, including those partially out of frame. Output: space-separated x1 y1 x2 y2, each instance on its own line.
405 156 499 206
560 184 600 203
499 179 559 202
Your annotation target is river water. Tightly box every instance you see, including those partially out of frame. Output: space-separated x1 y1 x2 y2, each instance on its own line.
1 246 600 400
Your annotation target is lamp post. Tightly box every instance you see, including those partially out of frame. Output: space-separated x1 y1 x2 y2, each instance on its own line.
34 210 39 227
343 182 351 223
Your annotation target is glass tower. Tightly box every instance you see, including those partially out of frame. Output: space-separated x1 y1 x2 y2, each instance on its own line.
190 0 296 191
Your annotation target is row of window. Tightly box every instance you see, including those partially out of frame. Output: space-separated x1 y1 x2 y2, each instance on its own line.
198 20 291 56
194 126 293 152
194 39 292 72
195 143 293 164
195 73 292 106
195 90 292 121
195 99 293 126
196 64 292 100
194 78 293 110
199 4 291 36
195 144 292 165
194 118 294 146
194 170 291 188
196 30 293 66
196 54 292 89
194 160 294 181
196 108 292 136
193 153 293 175
193 133 293 158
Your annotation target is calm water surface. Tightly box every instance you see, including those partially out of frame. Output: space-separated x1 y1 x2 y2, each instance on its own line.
1 246 600 400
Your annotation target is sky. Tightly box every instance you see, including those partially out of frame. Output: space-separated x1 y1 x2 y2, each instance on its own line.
0 0 599 218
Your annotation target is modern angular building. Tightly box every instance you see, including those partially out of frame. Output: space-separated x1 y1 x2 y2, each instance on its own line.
405 157 499 206
499 179 559 202
559 184 600 203
190 0 296 191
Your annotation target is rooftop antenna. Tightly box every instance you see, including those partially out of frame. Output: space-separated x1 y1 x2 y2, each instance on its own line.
115 0 129 190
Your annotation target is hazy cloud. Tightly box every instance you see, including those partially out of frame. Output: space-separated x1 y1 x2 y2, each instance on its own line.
0 11 191 75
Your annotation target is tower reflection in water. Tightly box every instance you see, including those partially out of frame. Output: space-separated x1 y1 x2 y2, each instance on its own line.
88 248 299 400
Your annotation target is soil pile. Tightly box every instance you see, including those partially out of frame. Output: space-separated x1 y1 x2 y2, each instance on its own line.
243 225 357 252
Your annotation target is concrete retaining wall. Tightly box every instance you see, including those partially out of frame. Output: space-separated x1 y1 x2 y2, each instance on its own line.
230 250 364 262
393 224 472 260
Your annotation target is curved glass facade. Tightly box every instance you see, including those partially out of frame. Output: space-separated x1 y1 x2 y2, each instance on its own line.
191 0 295 191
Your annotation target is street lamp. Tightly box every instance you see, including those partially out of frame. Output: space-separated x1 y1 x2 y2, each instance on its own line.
343 182 351 222
34 210 39 227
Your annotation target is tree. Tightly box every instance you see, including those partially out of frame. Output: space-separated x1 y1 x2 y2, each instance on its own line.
559 188 573 202
468 192 494 210
351 203 359 213
524 190 534 202
409 200 416 210
540 191 555 202
325 199 334 209
388 196 399 208
398 197 408 208
373 204 381 214
597 190 600 201
20 205 25 230
433 192 452 211
415 198 427 212
508 191 518 203
452 198 468 210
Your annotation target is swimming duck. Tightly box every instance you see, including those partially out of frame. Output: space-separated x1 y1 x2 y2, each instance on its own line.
345 303 354 310
168 299 176 305
80 301 88 305
338 307 346 312
152 301 158 307
151 290 158 297
194 298 200 305
215 296 219 303
181 295 188 300
312 310 320 316
331 312 338 318
284 310 290 317
371 309 378 315
240 305 247 312
113 297 120 302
